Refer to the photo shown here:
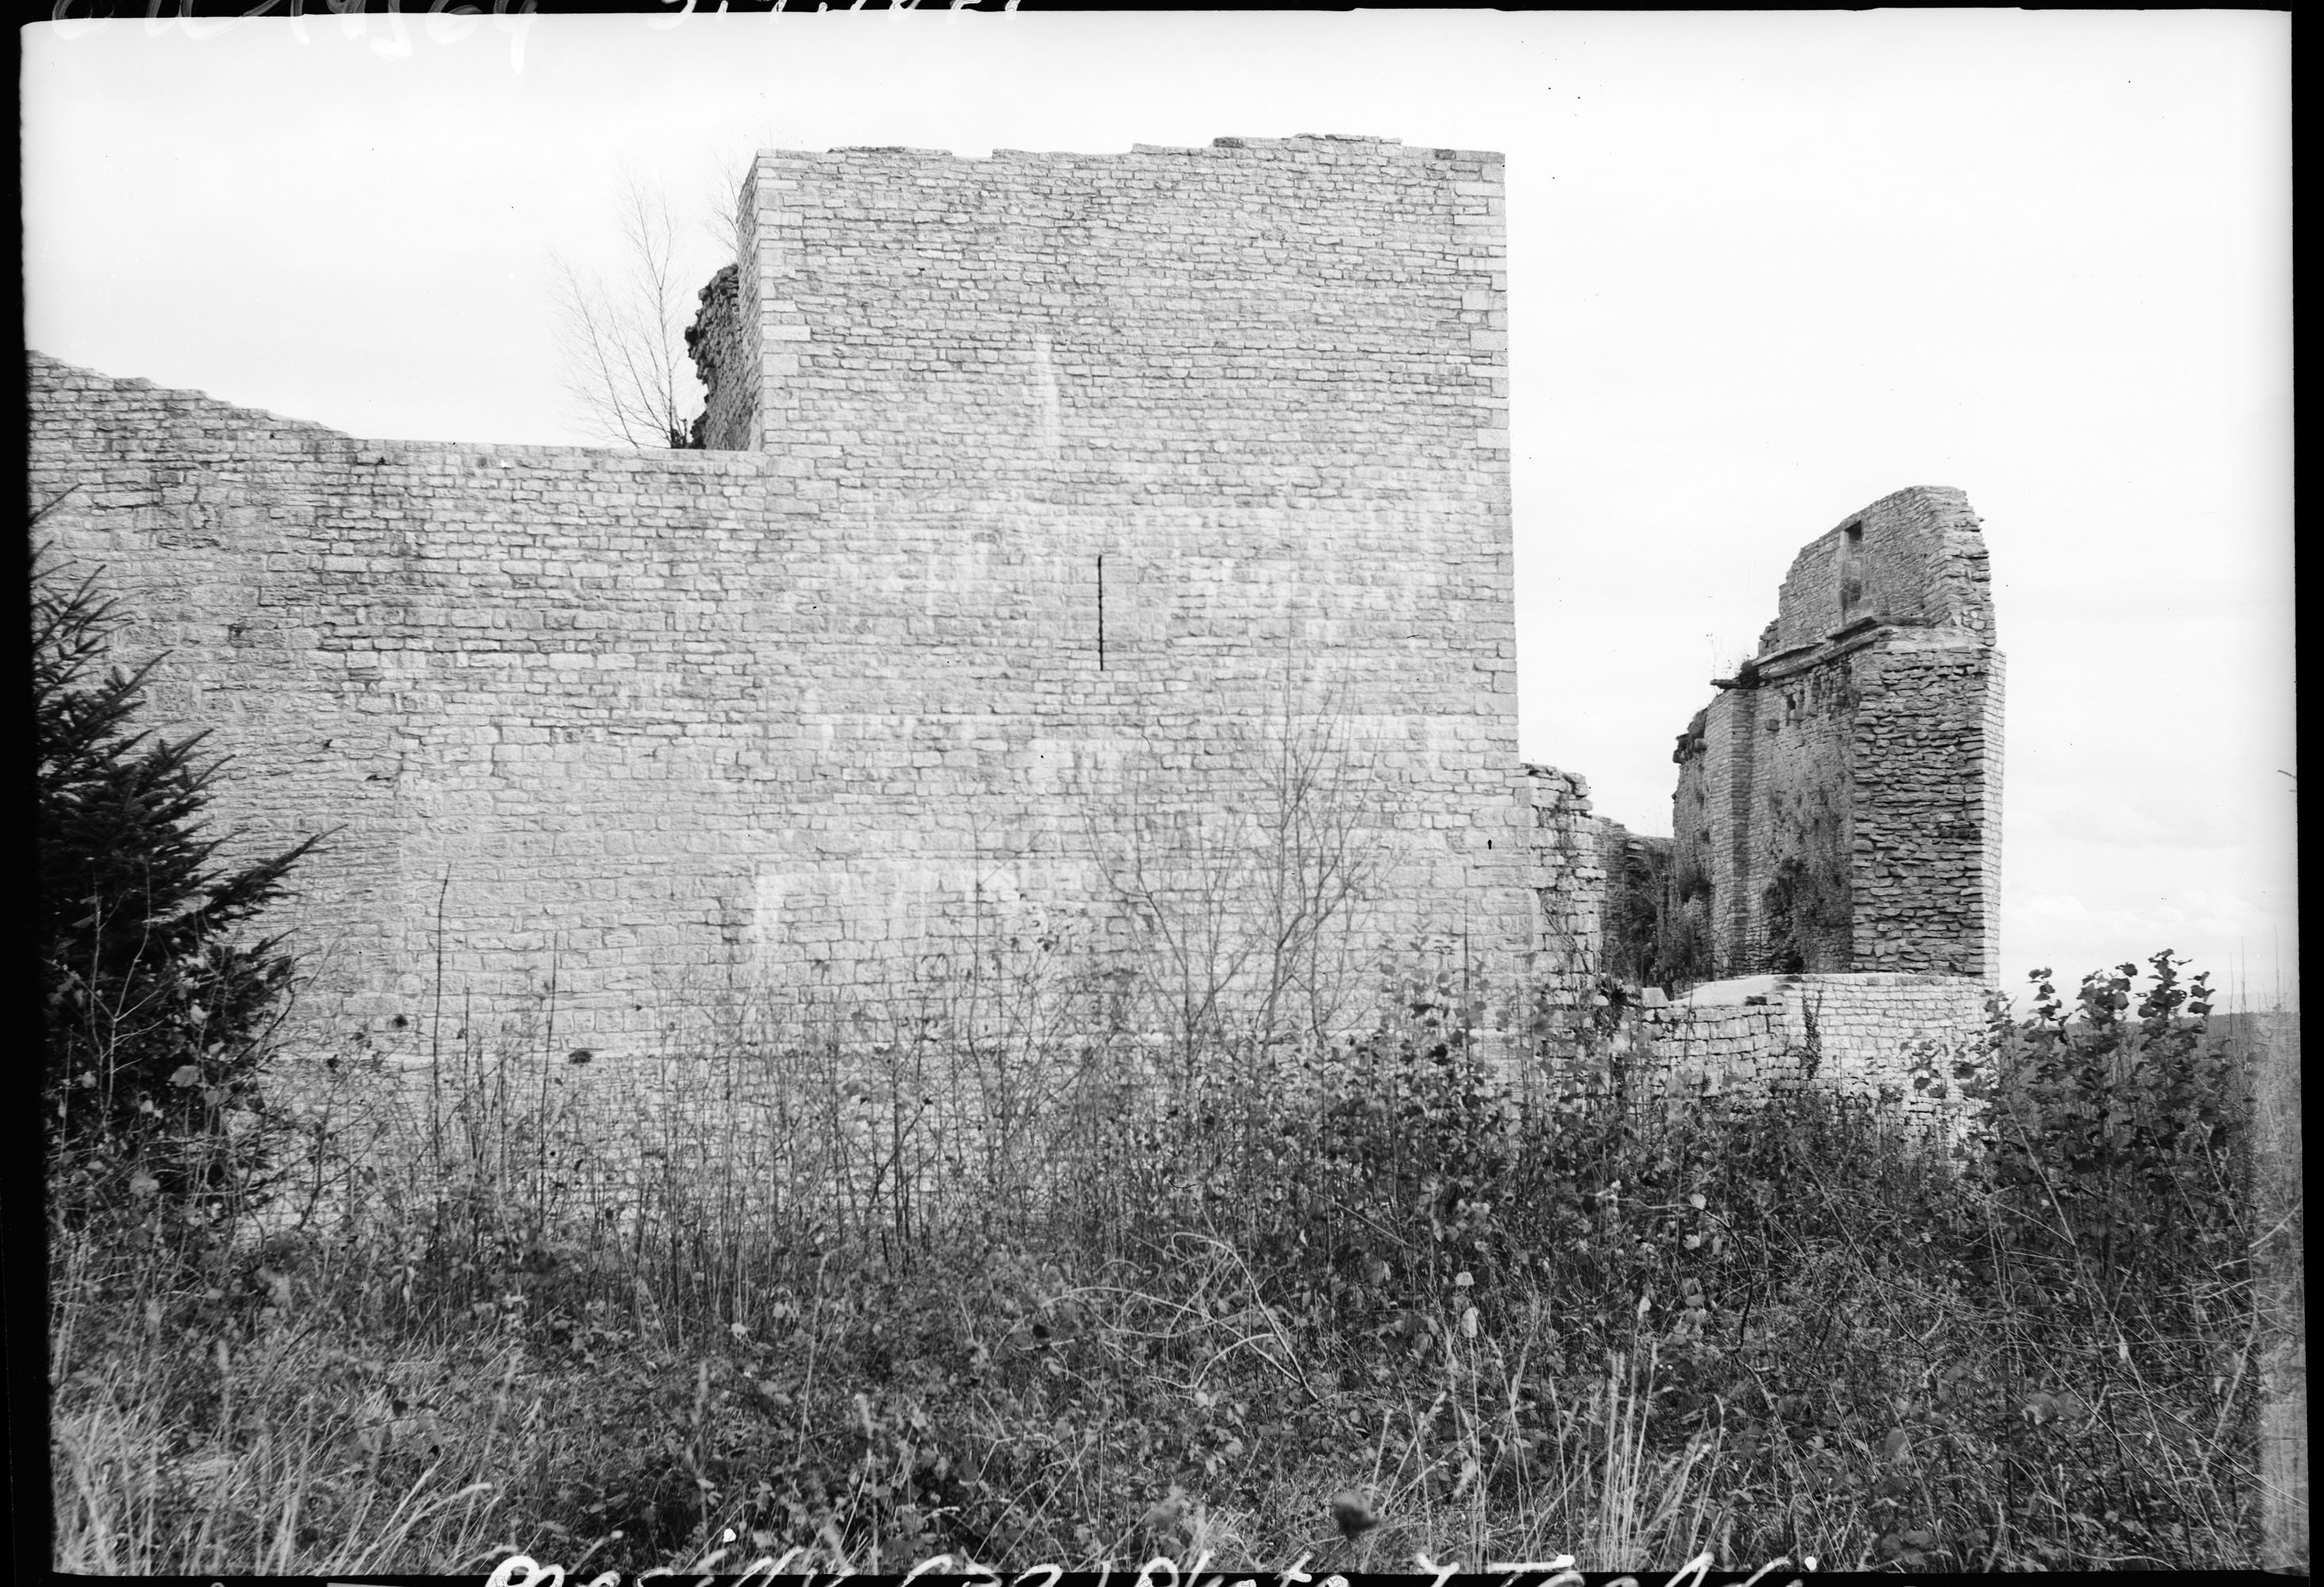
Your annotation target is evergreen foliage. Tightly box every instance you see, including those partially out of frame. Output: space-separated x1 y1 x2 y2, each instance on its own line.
33 508 319 1202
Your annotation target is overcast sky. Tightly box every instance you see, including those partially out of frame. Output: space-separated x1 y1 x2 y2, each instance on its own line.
21 10 2295 1007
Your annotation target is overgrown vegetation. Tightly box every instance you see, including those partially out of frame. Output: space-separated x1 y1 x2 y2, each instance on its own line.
50 962 2280 1575
42 552 2283 1574
1598 836 1667 990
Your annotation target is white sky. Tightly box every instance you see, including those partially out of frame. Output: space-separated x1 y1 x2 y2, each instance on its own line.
21 10 2296 1007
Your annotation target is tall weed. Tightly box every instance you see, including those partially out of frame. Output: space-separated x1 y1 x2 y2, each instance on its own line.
51 948 2272 1573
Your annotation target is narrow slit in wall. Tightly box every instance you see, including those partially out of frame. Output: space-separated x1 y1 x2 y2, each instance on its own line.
1838 521 1867 622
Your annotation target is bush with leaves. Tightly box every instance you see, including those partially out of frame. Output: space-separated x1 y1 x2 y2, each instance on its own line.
1971 951 2245 1301
33 518 319 1210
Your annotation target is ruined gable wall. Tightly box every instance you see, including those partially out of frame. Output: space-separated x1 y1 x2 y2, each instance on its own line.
1667 488 2001 983
25 137 1537 1058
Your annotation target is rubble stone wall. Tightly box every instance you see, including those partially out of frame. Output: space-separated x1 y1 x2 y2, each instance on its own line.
685 263 748 451
1850 637 2006 975
1595 820 1677 988
29 138 2007 1101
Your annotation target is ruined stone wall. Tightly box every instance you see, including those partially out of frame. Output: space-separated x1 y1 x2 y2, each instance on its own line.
1724 643 1857 974
1850 636 2005 975
29 354 795 1043
1595 820 1677 988
1665 713 1718 983
684 263 747 452
1516 764 1605 1018
1771 489 1995 648
1613 972 1991 1143
1667 487 2001 982
711 136 1511 482
25 136 1537 1061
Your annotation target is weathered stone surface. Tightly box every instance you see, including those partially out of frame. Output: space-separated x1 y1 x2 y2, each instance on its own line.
26 136 1541 1060
1668 488 2003 982
1622 971 1991 1143
1515 763 1604 1015
684 263 743 450
25 136 2003 1100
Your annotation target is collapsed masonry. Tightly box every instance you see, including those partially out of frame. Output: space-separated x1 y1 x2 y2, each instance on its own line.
25 136 1999 1116
1576 486 2004 1127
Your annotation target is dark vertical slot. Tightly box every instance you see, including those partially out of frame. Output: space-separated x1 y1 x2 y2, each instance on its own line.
1838 521 1866 622
1096 553 1106 670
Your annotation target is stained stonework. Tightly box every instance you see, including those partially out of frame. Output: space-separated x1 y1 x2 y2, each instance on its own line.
1668 487 2003 982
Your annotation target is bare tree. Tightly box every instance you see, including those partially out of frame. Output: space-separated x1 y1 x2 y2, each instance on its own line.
551 177 706 450
1098 667 1385 1076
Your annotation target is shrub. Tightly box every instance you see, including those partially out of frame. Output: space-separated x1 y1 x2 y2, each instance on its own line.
33 519 319 1214
39 668 2268 1584
1973 952 2245 1301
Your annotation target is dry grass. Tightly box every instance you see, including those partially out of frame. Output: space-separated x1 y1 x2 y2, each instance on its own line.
48 956 2283 1576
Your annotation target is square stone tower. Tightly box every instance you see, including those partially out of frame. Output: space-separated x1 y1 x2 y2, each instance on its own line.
677 136 1540 1002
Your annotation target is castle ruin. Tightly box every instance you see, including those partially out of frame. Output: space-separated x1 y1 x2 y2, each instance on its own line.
26 135 2000 1110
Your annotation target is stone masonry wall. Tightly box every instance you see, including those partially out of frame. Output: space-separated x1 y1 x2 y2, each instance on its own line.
1516 764 1606 1019
28 355 795 1047
1665 712 1717 982
1850 636 2005 975
25 136 1538 1062
1667 487 2001 982
1772 486 1995 648
684 263 747 451
1595 820 1676 988
1616 972 1991 1143
1707 640 1858 975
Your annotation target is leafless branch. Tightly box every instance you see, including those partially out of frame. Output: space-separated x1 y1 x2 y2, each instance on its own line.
551 175 706 450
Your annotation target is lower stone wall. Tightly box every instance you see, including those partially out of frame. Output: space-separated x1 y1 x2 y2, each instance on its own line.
1613 971 1991 1143
270 966 2000 1259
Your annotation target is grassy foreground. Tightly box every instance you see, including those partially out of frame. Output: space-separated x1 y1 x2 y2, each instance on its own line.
48 963 2281 1576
